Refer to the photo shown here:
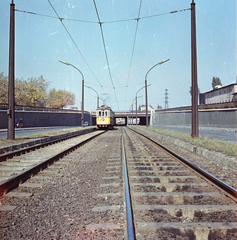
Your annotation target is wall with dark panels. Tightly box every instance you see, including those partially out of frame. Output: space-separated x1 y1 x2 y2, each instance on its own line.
0 110 91 129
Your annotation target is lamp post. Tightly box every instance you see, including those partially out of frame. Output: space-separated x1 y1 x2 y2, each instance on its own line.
85 85 99 109
59 60 84 127
145 59 170 127
136 84 151 125
131 99 136 125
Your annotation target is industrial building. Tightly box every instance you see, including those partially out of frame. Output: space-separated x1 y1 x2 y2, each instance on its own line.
199 82 237 104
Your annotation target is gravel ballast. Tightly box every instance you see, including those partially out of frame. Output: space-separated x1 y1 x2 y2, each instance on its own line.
0 129 125 240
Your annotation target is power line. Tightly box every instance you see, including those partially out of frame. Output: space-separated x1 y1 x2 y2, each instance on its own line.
138 8 191 21
15 9 98 23
124 0 143 109
16 4 191 111
16 7 191 24
92 0 119 109
47 0 104 89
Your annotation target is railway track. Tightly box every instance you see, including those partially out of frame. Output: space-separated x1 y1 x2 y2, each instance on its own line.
0 129 105 195
0 126 236 239
122 127 237 239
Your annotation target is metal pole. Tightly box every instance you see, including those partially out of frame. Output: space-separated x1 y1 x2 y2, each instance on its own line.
136 84 151 126
7 0 15 140
191 0 199 138
81 78 84 127
145 59 170 127
84 85 99 109
59 60 84 127
136 95 137 125
145 79 148 127
132 104 133 125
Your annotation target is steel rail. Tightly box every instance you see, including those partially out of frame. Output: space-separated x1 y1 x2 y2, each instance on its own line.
121 129 135 240
0 131 105 195
0 128 96 162
128 127 237 200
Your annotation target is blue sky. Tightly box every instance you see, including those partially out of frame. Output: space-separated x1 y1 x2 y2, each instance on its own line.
1 0 236 111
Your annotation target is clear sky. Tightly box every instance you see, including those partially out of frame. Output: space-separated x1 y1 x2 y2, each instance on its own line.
1 0 236 112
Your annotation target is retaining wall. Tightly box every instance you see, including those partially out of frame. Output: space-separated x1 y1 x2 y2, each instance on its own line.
152 108 237 128
0 110 90 129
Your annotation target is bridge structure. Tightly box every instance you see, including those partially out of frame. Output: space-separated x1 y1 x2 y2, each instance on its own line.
91 111 151 126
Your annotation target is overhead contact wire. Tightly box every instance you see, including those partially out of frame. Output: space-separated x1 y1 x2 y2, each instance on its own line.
15 9 97 23
47 0 104 89
16 7 191 24
92 0 119 109
124 0 143 109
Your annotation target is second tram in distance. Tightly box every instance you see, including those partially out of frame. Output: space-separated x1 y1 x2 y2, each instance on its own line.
96 105 114 129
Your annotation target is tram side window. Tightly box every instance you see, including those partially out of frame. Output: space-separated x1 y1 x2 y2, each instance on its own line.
99 111 101 116
105 111 108 117
102 111 104 116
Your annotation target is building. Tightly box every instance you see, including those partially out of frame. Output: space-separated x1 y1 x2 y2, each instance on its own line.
139 104 154 112
63 105 78 110
199 82 237 105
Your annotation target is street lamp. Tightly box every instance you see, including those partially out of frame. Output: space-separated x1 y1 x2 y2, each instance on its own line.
130 99 136 125
131 96 142 125
59 60 84 127
136 84 151 125
85 85 99 109
145 58 170 127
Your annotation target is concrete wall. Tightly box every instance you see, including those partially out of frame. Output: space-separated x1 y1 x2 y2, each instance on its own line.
152 108 237 128
0 110 91 129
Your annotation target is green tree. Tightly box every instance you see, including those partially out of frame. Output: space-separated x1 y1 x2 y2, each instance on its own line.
189 86 200 95
15 77 26 106
212 77 222 89
23 76 49 106
46 88 75 108
0 72 8 104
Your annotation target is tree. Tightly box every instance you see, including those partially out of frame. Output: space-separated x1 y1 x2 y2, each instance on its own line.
189 86 200 96
46 88 75 108
0 72 8 104
212 77 222 89
0 73 49 106
15 77 26 106
0 73 76 108
23 76 49 106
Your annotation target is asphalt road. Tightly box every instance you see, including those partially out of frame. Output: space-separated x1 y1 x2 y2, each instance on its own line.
157 125 237 144
0 127 79 139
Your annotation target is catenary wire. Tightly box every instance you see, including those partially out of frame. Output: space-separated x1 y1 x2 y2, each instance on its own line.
124 0 143 109
47 0 104 90
15 9 98 23
15 8 191 24
92 0 119 109
16 4 191 110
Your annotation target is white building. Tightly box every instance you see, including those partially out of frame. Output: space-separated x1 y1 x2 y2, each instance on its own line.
199 83 237 104
139 104 154 112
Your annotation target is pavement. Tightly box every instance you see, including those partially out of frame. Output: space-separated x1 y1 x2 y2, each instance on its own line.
0 126 95 154
0 126 71 132
0 126 84 139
